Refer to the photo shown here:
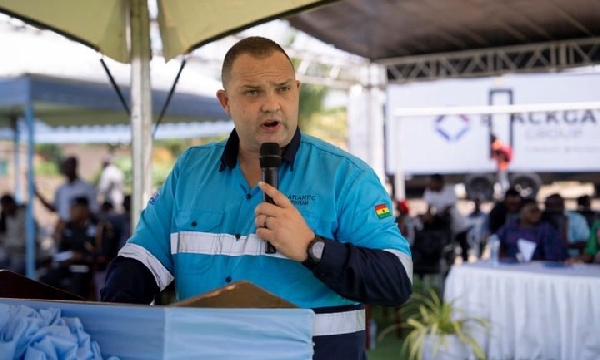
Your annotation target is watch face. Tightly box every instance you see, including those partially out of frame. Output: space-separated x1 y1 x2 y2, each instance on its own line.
310 239 325 261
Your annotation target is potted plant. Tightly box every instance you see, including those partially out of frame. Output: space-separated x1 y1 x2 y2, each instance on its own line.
379 289 490 360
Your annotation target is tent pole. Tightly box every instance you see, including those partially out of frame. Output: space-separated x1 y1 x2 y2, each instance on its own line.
24 104 36 279
129 0 153 227
11 115 21 204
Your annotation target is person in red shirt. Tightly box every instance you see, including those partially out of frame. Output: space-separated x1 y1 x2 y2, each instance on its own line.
490 134 513 195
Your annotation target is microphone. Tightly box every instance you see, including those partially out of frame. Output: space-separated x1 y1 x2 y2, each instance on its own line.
260 143 281 254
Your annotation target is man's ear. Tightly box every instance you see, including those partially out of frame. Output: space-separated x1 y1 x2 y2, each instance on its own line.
216 90 231 115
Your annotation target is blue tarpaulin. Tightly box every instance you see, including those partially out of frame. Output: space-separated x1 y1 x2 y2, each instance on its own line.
0 298 315 360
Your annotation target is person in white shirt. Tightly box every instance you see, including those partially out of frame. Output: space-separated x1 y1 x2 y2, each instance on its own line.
422 174 470 261
98 157 125 212
36 156 98 239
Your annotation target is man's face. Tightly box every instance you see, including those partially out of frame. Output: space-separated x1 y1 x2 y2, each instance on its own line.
62 159 76 178
216 52 300 154
505 195 521 213
428 179 443 192
69 204 89 222
545 197 565 213
520 203 541 224
0 200 15 215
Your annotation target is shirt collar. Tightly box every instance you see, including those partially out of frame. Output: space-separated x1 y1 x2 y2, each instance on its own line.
219 127 301 172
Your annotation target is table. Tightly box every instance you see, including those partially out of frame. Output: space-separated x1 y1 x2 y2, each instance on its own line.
444 261 600 360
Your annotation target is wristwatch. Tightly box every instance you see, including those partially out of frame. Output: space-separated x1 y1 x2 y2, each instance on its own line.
307 236 326 263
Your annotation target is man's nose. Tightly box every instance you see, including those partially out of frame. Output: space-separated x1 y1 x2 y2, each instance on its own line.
261 91 280 113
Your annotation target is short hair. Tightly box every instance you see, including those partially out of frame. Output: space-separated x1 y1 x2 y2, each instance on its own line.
63 156 78 167
221 36 293 88
520 197 538 209
545 193 564 202
0 193 15 205
504 188 521 198
577 195 591 207
430 173 444 182
71 196 89 207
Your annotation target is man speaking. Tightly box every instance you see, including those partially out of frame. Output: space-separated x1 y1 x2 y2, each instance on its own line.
101 36 412 359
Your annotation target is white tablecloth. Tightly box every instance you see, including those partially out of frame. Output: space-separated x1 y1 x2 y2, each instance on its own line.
444 261 600 360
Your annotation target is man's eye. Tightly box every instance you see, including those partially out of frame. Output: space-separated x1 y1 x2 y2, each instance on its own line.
246 89 259 96
278 86 291 93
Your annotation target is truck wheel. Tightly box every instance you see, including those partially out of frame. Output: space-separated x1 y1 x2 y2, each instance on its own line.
465 176 494 201
511 174 541 199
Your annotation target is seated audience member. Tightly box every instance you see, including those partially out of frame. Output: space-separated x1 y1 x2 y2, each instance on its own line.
487 188 521 235
496 198 567 262
423 174 470 261
543 193 590 256
576 219 600 263
576 195 597 228
395 200 422 246
35 156 99 241
40 197 98 298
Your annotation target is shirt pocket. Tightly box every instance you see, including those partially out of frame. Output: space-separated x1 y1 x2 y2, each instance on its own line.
173 210 224 275
174 209 224 232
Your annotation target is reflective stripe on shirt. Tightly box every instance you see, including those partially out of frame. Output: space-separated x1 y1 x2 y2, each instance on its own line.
384 249 413 284
170 232 413 283
170 231 289 259
119 243 174 291
313 309 365 337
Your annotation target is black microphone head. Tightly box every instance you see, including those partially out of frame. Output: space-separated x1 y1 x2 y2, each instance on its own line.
260 143 281 168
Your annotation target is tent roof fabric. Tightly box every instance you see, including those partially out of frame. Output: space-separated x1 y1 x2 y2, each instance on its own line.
0 74 228 128
288 0 600 61
0 0 334 63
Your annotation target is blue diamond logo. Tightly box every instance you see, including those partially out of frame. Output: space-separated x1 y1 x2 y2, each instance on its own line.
435 114 470 142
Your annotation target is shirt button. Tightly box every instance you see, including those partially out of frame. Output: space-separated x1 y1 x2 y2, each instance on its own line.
245 193 251 200
235 234 241 240
191 221 197 227
225 276 232 283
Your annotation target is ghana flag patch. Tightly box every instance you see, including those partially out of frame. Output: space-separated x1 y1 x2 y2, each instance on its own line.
375 204 391 219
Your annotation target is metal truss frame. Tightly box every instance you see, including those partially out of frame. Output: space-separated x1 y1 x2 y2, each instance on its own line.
381 38 600 83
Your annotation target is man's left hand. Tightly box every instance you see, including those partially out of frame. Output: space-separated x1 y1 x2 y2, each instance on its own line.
255 182 315 261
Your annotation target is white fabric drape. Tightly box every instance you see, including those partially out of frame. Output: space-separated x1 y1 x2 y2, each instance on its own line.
445 262 600 360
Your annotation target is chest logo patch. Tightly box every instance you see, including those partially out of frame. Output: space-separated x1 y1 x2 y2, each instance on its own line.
149 191 160 205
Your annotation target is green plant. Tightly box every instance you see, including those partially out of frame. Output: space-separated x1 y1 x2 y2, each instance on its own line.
379 289 490 360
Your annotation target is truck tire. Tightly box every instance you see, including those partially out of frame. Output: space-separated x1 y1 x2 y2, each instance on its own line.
510 173 541 199
465 175 494 201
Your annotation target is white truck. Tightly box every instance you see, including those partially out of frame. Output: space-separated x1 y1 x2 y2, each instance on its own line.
385 70 600 200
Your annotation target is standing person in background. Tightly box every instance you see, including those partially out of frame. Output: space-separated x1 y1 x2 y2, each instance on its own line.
98 157 125 212
395 200 422 246
490 134 512 195
423 174 471 262
466 196 488 258
35 156 99 240
101 36 412 360
0 194 38 275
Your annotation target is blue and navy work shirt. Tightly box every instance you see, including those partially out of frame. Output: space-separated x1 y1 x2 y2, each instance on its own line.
104 128 412 359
